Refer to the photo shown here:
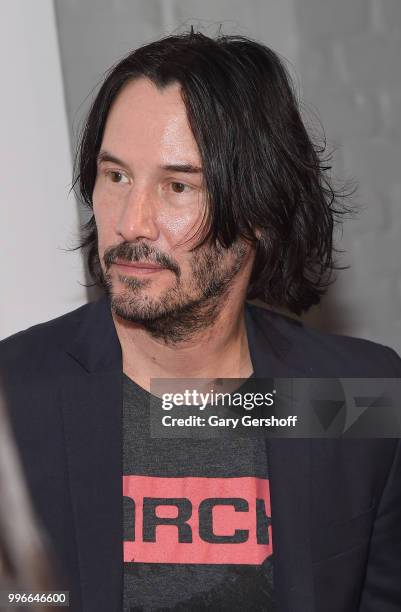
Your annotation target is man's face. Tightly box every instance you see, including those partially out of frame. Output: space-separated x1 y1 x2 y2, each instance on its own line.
93 77 254 335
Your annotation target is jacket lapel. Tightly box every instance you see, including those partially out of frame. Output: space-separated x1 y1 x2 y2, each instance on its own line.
61 297 315 611
267 439 314 611
62 297 123 612
246 305 315 612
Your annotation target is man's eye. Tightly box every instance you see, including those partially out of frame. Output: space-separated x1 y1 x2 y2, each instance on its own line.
171 182 190 193
107 170 128 184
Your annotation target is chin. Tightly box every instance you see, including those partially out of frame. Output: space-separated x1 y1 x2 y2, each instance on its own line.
110 291 169 323
111 298 152 323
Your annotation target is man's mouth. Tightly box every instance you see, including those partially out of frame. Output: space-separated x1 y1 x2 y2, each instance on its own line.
113 259 167 274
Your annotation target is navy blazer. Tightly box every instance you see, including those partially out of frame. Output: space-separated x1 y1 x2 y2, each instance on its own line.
1 295 401 612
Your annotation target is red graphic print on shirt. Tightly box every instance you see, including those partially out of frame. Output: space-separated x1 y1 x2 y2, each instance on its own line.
123 475 272 565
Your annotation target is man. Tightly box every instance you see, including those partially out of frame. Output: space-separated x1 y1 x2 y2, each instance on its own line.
1 31 400 612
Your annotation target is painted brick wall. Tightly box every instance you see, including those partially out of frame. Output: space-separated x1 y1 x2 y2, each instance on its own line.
296 0 401 352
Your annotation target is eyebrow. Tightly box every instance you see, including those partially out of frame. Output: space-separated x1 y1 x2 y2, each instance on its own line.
97 151 202 174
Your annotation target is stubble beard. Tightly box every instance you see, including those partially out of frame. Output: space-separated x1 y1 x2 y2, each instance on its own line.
101 240 249 345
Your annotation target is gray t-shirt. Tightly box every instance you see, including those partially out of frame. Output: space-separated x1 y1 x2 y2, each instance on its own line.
123 374 274 611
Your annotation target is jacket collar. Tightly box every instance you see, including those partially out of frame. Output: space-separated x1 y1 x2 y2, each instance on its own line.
66 295 121 373
67 294 306 376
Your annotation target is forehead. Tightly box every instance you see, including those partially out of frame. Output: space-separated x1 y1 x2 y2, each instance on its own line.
101 77 200 164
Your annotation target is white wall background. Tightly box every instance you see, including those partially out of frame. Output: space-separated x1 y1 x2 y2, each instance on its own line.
0 0 86 339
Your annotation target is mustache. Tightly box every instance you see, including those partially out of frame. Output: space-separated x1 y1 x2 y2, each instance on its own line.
103 242 180 277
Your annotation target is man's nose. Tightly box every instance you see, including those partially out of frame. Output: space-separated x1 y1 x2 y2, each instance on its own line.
116 185 159 242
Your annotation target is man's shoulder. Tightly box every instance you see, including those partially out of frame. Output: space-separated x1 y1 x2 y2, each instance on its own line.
0 301 93 369
247 302 401 376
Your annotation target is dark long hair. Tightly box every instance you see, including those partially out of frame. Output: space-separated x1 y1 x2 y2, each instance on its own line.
74 31 351 314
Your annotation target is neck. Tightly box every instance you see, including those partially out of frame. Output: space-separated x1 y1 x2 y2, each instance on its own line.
113 296 253 392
